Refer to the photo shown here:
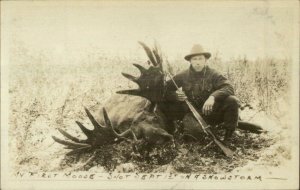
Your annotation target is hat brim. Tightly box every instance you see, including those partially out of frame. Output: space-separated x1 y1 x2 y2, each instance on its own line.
184 52 211 61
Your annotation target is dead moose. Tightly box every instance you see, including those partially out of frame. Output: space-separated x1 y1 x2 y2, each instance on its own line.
52 42 263 157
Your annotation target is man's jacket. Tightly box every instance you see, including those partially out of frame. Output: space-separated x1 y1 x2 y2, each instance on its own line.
165 66 234 109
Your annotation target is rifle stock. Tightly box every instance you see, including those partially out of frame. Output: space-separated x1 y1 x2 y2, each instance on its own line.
206 128 234 158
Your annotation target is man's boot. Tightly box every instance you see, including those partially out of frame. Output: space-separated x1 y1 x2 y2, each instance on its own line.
223 128 235 144
221 96 239 144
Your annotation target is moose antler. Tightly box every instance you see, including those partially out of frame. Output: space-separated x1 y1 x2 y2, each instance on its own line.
116 42 165 103
138 41 157 66
52 107 129 155
138 41 163 69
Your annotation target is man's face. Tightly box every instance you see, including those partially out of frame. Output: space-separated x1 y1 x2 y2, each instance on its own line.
190 55 207 72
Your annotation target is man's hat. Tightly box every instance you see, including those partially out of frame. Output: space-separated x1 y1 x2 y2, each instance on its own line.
184 44 211 61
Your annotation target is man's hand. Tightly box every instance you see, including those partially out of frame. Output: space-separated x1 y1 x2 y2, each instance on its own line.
202 96 215 115
175 88 187 101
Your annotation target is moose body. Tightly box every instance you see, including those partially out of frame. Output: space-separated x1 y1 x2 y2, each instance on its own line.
53 94 174 153
91 94 173 145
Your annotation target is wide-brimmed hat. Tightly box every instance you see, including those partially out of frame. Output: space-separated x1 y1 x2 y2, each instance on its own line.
184 44 211 61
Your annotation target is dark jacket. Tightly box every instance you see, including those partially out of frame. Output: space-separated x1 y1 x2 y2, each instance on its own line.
165 65 234 109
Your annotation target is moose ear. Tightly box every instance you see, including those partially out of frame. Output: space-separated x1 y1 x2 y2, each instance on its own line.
147 103 157 113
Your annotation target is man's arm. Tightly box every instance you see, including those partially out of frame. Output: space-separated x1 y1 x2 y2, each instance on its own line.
210 74 234 101
164 74 184 101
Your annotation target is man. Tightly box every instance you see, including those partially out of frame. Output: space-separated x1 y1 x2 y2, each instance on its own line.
165 44 239 142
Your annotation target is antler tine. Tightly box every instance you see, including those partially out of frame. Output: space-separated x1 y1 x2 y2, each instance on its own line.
75 121 94 138
133 63 147 73
66 146 92 156
121 72 139 83
84 107 105 132
102 107 133 140
58 128 82 143
102 107 113 128
116 89 144 97
102 107 122 139
52 136 90 148
152 49 161 65
153 49 163 70
153 42 163 70
138 41 158 66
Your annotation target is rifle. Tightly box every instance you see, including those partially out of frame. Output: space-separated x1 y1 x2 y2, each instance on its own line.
166 72 234 158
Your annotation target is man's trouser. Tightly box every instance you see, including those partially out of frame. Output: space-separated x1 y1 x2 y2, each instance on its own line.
181 95 240 139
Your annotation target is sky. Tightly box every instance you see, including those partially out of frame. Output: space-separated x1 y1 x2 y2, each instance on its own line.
2 0 299 64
